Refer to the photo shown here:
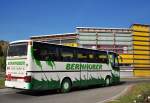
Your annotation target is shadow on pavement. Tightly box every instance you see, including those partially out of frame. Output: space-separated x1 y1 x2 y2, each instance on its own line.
17 81 126 96
17 90 60 96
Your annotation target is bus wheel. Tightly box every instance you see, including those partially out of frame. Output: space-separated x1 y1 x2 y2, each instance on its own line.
105 76 111 86
61 79 71 93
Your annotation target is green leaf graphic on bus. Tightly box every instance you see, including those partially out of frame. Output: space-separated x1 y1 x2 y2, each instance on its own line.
31 78 60 90
31 46 55 70
73 75 105 86
31 47 42 69
46 58 56 69
35 59 42 69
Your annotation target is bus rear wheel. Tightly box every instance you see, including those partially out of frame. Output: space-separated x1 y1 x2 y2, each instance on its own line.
61 79 71 93
105 76 111 86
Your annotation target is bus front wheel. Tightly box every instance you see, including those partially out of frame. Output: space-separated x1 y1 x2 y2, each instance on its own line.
61 79 72 93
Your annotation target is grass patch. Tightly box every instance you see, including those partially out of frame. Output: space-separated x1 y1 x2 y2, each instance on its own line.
0 79 4 89
108 83 150 103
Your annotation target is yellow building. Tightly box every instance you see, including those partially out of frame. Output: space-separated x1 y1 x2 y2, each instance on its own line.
131 24 150 76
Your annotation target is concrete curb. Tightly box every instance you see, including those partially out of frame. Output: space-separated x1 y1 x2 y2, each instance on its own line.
96 85 133 103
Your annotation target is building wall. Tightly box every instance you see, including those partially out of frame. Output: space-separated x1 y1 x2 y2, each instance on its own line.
131 24 150 77
30 33 79 47
30 24 150 77
77 27 133 73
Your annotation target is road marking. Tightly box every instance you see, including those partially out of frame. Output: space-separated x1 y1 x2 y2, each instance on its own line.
96 85 132 103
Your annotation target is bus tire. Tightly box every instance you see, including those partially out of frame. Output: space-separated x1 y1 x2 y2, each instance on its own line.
61 78 72 93
105 76 111 86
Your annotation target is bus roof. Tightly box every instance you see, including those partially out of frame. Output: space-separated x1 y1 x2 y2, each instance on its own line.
10 40 32 44
10 40 118 54
32 41 109 53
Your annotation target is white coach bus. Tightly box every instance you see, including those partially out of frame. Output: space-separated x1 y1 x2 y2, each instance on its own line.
5 40 120 92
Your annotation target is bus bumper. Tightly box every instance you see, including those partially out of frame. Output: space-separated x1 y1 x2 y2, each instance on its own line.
5 81 32 90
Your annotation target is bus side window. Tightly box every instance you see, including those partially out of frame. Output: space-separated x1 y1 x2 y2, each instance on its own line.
61 47 75 62
40 48 49 60
95 51 108 64
93 51 99 63
47 45 58 61
33 42 45 60
77 49 88 62
33 42 58 61
87 50 94 63
33 47 48 61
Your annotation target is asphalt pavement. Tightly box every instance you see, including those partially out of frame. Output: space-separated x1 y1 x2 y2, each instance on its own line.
0 78 150 103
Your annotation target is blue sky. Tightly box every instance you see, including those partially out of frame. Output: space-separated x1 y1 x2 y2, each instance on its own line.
0 0 150 41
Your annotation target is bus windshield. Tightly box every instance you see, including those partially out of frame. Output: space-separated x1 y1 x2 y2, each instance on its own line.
8 43 28 56
109 52 119 67
114 54 119 66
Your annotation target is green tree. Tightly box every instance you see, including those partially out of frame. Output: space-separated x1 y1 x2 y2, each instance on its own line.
0 56 6 72
0 46 3 56
0 40 8 72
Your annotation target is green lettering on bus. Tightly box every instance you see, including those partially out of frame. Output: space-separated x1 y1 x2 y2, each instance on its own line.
75 64 80 70
66 64 71 70
65 63 102 71
8 61 25 65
